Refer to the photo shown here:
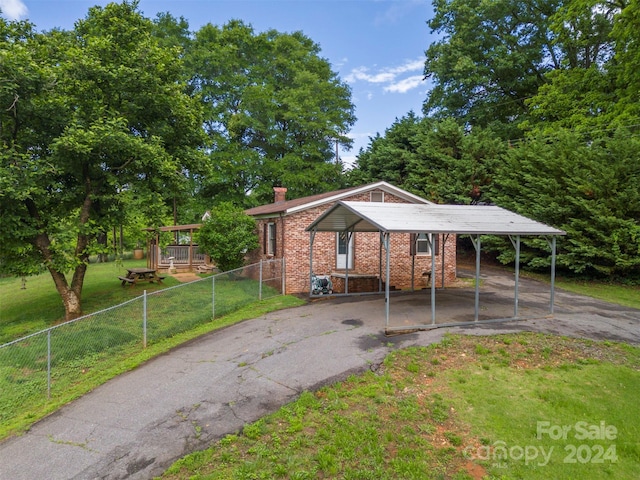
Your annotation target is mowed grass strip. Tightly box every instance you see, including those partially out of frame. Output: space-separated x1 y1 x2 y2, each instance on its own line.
161 333 640 480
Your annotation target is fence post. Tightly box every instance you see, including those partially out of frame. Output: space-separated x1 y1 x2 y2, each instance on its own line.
259 260 263 301
47 330 51 399
212 275 215 319
143 290 147 348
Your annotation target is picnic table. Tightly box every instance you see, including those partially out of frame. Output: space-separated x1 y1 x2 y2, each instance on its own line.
119 268 165 287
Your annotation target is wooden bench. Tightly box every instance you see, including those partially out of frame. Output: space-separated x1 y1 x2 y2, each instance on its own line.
118 276 135 286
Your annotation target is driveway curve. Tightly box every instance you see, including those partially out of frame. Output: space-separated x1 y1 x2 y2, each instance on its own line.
1 269 638 480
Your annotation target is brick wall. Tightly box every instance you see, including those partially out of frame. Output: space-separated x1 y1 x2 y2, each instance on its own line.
248 189 457 294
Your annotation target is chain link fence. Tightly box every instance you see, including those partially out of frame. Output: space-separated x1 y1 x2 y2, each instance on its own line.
0 259 284 427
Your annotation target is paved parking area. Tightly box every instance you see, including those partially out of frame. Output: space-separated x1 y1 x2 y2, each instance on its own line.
1 268 638 480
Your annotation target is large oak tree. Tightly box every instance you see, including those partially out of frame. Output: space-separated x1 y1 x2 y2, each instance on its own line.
185 20 356 206
0 2 204 319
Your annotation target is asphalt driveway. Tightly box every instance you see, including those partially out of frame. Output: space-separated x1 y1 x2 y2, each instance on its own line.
1 268 638 480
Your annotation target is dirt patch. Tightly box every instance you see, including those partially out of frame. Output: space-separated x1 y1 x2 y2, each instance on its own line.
170 273 201 283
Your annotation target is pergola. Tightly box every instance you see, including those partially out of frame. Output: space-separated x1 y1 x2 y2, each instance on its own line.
306 201 566 333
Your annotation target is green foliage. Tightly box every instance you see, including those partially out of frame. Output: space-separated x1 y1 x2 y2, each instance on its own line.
348 114 504 204
185 20 356 206
0 3 204 318
424 0 623 138
197 203 259 272
350 0 640 280
489 130 640 278
424 0 560 136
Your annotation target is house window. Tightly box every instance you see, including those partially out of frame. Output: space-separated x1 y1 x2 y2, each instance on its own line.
410 233 440 256
264 222 276 256
370 191 384 202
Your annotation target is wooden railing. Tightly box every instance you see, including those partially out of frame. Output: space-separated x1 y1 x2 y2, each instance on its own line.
158 245 207 266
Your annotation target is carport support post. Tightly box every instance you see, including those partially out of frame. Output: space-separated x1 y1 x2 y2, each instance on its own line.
550 236 556 313
345 230 352 295
430 234 436 325
378 234 383 292
509 235 521 318
383 232 391 328
470 235 481 322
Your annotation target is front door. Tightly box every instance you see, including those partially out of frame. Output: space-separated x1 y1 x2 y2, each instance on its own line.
336 232 354 269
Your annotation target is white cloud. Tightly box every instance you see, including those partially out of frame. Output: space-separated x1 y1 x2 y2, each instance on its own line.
345 66 395 84
388 59 424 74
335 57 349 68
374 0 428 26
347 131 374 141
0 0 28 20
345 57 424 94
384 74 424 93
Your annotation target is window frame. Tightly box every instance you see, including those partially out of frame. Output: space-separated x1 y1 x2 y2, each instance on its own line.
410 233 440 256
265 222 276 256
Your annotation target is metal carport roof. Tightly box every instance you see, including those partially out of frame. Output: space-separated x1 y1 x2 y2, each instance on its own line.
307 201 566 236
306 201 566 333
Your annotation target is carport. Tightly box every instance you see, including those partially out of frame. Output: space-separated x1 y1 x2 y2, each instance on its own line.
306 201 566 333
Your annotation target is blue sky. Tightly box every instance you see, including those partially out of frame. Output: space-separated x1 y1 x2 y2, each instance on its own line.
1 0 439 167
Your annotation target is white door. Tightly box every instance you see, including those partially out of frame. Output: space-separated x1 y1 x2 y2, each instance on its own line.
336 232 354 269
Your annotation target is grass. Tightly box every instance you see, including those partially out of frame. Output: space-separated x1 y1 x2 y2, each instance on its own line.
0 258 305 440
1 257 639 473
553 277 640 310
0 258 176 344
457 249 640 310
160 333 640 480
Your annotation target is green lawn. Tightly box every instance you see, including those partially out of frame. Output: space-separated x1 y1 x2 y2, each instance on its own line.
554 277 640 310
0 258 177 344
0 259 305 440
1 259 638 473
161 333 640 480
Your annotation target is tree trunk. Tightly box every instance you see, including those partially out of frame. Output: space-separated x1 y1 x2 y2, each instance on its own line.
97 231 108 263
48 266 86 320
27 183 93 321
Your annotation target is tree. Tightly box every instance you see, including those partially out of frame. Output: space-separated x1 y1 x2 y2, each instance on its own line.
521 0 621 135
423 0 624 136
185 20 356 206
348 114 504 204
196 203 259 272
489 129 640 278
423 0 562 136
0 2 204 319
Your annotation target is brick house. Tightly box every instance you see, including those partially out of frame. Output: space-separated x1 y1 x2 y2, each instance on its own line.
245 182 457 295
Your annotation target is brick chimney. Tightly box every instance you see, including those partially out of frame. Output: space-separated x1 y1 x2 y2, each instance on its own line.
274 187 287 203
